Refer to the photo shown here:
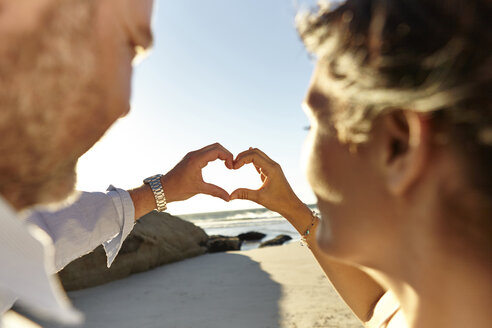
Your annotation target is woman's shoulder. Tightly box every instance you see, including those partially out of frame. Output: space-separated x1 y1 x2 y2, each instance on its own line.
365 291 406 328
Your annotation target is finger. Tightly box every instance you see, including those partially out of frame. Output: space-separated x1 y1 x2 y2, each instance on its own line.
230 188 260 203
198 143 234 169
200 182 230 202
254 164 262 175
233 149 276 174
234 152 268 172
244 147 270 160
250 147 270 159
234 147 274 165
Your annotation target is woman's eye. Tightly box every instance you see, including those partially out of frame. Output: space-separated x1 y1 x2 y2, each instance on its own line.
304 125 311 131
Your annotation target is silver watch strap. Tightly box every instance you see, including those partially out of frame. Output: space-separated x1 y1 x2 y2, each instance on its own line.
143 174 167 212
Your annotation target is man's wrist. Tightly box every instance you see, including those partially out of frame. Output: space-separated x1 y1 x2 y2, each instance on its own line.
160 173 175 203
143 174 167 212
128 184 156 220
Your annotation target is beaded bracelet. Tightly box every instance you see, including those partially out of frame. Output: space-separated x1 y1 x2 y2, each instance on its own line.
300 211 320 247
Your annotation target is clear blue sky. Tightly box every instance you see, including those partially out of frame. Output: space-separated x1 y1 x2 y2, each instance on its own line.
77 0 319 214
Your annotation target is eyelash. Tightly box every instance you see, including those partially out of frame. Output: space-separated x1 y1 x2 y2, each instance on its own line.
304 126 311 131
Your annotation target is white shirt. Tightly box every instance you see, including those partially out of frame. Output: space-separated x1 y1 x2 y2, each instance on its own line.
0 186 135 327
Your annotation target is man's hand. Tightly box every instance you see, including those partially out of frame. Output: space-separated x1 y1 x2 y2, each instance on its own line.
161 143 234 203
129 143 233 219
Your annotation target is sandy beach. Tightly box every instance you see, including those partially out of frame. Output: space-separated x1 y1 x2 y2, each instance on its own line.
42 243 363 328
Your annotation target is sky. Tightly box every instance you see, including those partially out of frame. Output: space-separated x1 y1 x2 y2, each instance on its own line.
76 0 320 215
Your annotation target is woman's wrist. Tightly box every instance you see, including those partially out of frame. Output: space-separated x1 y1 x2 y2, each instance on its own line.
300 211 319 246
279 198 316 235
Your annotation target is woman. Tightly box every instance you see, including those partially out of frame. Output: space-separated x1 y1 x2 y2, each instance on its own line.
230 1 492 327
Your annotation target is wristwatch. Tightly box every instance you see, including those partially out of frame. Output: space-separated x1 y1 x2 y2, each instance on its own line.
143 174 167 212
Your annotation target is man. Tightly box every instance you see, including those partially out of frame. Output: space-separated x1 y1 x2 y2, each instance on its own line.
0 0 233 326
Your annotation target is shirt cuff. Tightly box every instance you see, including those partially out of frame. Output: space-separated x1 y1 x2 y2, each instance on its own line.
102 185 135 268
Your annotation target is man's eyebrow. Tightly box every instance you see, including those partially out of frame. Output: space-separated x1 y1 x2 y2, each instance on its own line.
136 23 154 50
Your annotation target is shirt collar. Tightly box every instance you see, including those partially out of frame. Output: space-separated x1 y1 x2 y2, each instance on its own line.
0 197 82 325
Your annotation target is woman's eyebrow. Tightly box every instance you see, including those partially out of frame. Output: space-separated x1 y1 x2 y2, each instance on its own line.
306 89 330 114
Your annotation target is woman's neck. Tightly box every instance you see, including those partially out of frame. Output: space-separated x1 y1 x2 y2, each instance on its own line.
369 248 492 328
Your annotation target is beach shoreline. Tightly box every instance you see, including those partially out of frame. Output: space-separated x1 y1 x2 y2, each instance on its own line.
181 205 318 250
45 243 363 328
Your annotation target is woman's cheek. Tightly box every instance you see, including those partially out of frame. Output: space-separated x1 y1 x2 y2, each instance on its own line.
301 126 315 184
306 128 342 203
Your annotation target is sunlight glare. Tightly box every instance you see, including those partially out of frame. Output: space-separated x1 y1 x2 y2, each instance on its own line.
202 160 262 195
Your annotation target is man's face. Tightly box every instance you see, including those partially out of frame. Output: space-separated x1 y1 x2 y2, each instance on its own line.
303 63 395 264
0 0 154 209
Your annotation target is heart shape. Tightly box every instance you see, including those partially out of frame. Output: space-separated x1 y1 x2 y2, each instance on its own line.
202 160 262 195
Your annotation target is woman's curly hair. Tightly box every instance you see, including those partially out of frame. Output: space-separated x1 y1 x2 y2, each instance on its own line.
297 0 492 196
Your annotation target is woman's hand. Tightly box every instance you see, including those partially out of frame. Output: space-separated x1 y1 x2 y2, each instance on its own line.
230 148 307 221
231 148 387 324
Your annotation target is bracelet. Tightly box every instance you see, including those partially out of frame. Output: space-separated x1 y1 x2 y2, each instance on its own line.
300 211 320 247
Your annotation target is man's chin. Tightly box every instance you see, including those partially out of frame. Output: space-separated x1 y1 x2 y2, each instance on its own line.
36 189 82 212
34 169 79 211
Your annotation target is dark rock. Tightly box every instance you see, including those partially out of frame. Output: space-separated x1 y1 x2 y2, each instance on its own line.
207 235 242 253
237 231 266 241
59 211 209 291
259 234 293 248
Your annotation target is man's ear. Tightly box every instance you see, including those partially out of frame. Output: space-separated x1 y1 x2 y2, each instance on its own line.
381 110 431 195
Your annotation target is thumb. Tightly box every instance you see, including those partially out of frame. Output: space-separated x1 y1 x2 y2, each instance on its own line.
230 188 260 203
201 183 230 202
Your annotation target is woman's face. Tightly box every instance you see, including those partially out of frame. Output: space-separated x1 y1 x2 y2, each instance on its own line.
303 63 396 264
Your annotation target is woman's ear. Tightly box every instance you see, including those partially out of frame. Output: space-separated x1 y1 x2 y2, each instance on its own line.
381 110 431 196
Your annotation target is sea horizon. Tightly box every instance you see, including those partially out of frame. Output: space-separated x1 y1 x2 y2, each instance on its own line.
178 204 318 250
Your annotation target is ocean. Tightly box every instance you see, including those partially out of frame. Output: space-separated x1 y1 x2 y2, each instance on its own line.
179 204 318 250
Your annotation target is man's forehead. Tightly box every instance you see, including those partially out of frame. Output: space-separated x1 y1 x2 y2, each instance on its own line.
0 0 154 29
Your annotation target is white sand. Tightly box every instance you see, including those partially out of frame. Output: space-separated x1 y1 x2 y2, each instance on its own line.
48 243 364 328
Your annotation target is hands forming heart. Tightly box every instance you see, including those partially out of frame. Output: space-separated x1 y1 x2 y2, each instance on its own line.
160 143 301 216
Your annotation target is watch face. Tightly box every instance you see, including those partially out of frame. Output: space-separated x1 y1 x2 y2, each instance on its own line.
143 174 162 184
